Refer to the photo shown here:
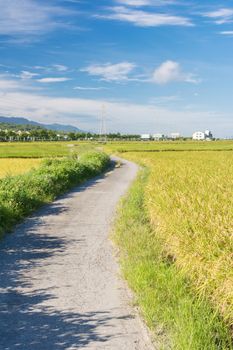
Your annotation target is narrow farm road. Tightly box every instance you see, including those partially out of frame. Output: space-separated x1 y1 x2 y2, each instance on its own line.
0 158 154 350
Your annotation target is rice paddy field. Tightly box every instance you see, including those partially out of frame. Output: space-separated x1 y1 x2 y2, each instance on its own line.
0 140 232 347
107 140 233 348
125 150 233 323
0 141 93 178
0 158 42 178
105 140 233 153
0 141 90 158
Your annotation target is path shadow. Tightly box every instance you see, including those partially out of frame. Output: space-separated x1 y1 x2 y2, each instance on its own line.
0 161 132 349
0 287 131 349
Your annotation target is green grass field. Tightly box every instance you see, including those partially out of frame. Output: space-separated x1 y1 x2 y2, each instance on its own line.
0 141 94 158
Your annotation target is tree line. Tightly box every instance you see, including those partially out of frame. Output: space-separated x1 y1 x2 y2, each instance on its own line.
0 125 140 142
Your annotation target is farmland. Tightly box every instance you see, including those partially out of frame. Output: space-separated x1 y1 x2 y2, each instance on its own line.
0 141 93 158
109 140 233 349
105 140 233 153
0 140 232 348
0 158 42 178
0 142 85 179
0 141 96 178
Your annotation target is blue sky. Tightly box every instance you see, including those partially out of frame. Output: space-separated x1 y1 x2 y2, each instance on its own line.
0 0 233 137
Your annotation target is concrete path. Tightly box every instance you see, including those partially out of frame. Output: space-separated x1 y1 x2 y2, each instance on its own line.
0 159 154 350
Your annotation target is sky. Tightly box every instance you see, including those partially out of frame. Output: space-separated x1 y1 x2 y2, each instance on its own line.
0 0 233 137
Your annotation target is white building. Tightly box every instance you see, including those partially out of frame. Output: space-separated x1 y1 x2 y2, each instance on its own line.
152 133 165 140
141 134 151 141
193 131 205 140
170 133 180 140
192 130 213 141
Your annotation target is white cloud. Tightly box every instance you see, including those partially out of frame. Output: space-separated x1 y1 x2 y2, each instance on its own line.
115 0 177 6
33 66 47 70
74 86 107 90
0 75 228 136
20 71 39 80
220 30 233 36
204 8 233 24
37 77 71 83
32 65 69 73
150 95 181 104
0 78 22 90
0 74 34 90
0 90 230 136
0 0 74 41
81 62 136 81
152 60 199 84
116 0 151 6
97 6 193 27
53 64 69 72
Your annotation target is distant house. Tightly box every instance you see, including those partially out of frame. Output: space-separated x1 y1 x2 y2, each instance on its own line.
141 134 151 141
153 133 165 141
193 131 205 140
193 130 213 141
170 133 180 140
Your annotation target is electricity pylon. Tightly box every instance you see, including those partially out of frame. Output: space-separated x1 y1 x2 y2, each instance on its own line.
99 104 107 143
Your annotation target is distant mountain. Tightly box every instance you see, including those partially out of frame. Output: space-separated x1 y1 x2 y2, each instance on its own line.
0 116 83 132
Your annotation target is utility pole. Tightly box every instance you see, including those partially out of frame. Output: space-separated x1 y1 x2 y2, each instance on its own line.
99 104 107 143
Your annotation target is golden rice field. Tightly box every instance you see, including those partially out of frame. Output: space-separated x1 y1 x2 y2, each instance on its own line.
122 150 233 327
0 158 42 178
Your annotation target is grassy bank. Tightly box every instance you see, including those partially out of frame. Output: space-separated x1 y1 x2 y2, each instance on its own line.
0 151 110 238
114 169 233 350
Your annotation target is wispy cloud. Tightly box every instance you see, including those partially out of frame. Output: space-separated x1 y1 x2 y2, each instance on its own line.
74 86 107 90
152 60 200 84
37 77 71 83
53 64 69 72
20 71 39 80
0 74 36 91
0 0 74 42
203 8 233 24
32 64 69 73
115 0 152 6
150 95 181 104
0 77 23 90
97 6 193 27
81 62 136 81
220 30 233 35
115 0 178 7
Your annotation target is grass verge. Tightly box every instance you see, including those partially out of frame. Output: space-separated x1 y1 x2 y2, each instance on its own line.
114 168 233 350
0 151 110 238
